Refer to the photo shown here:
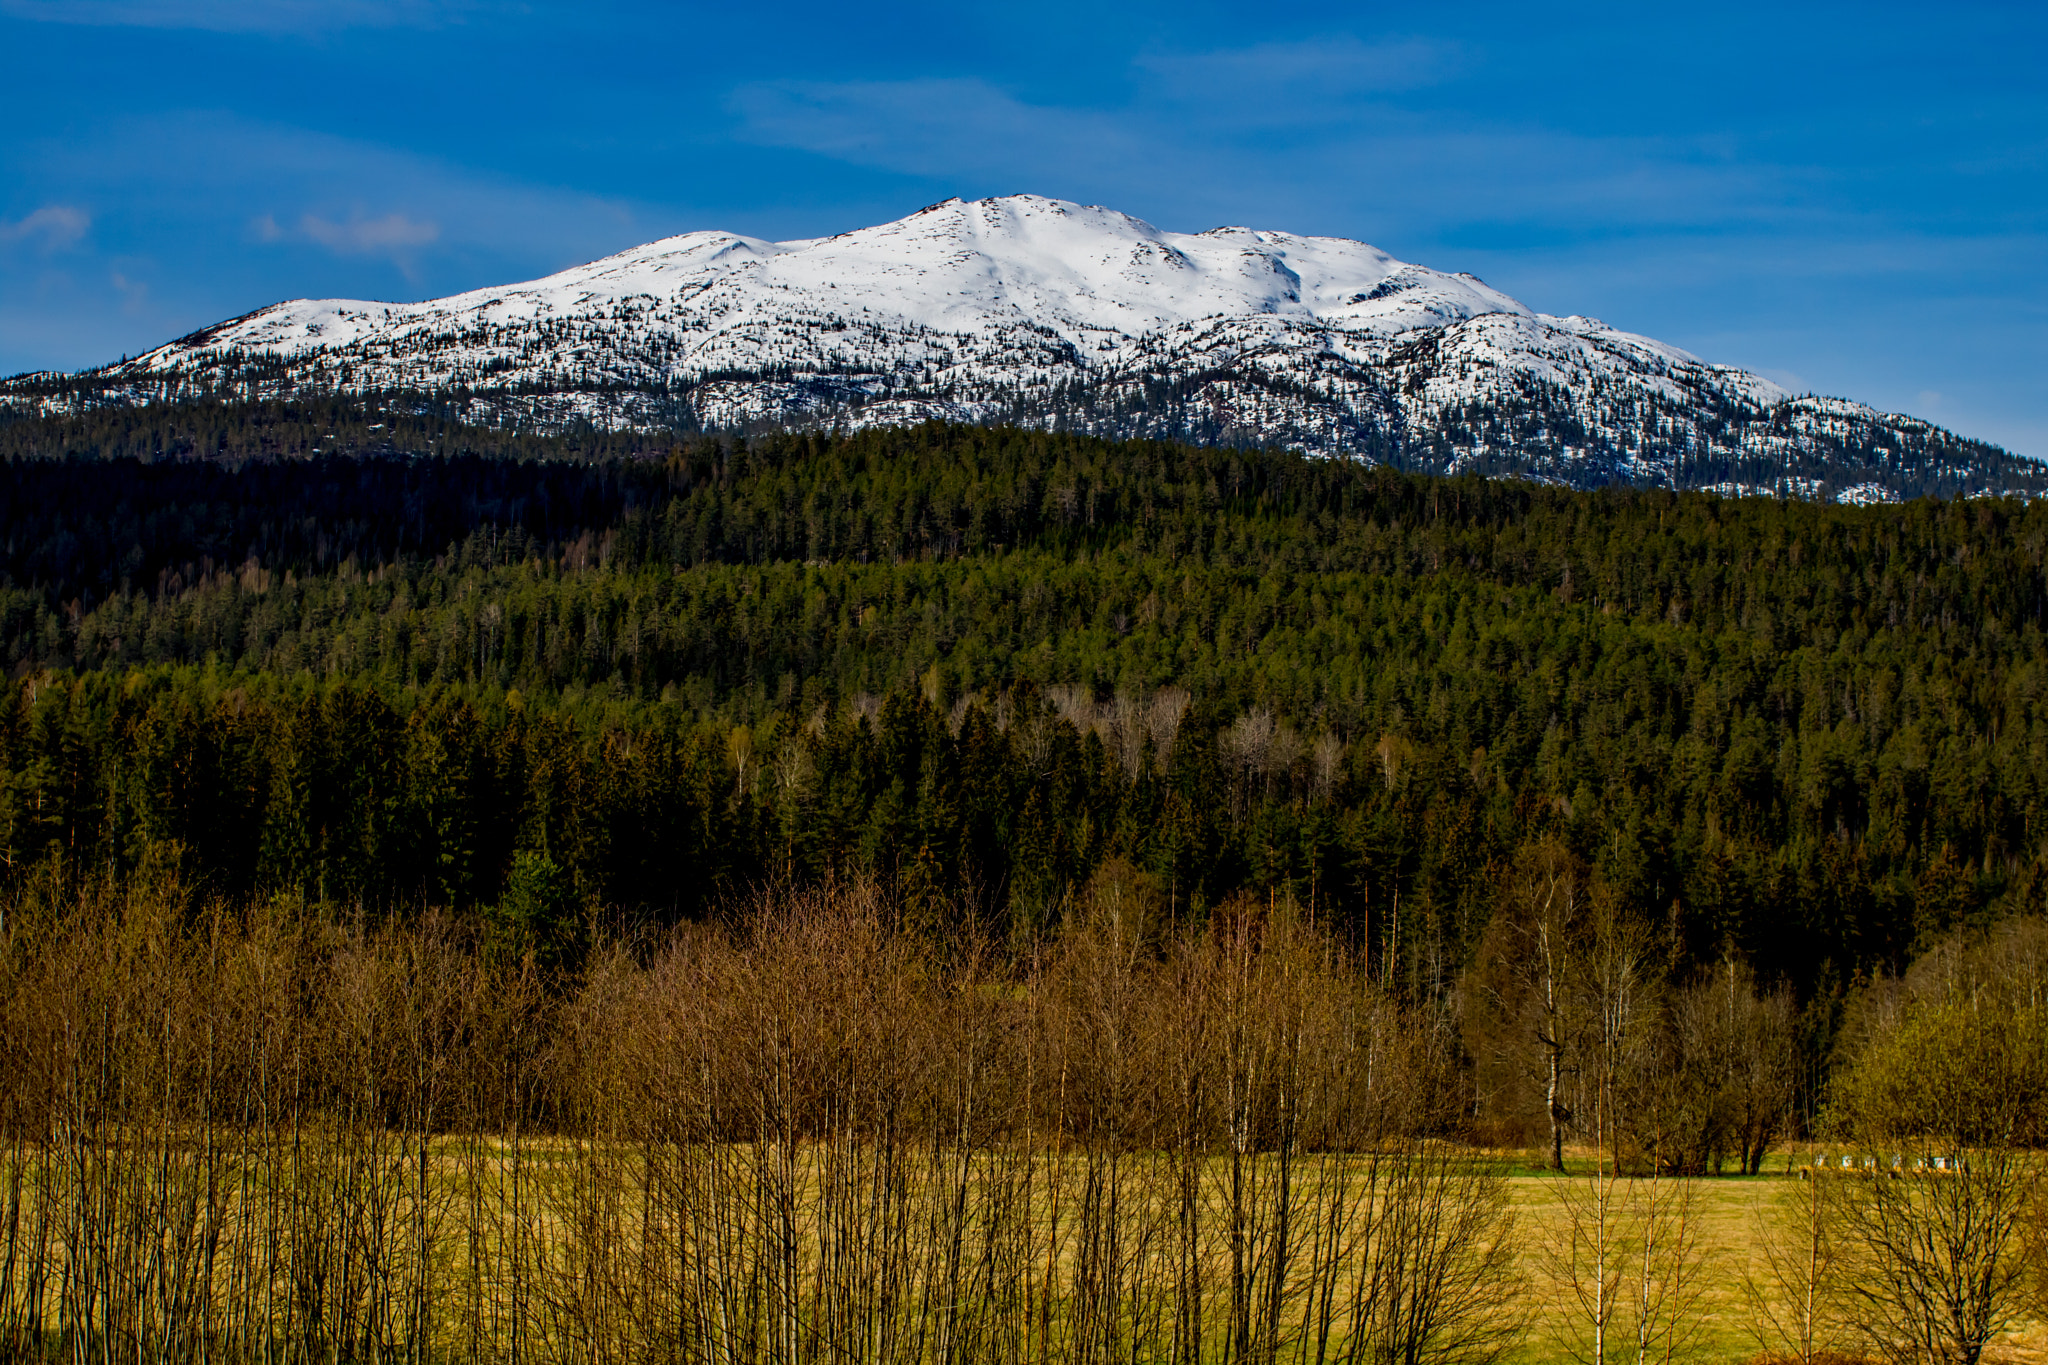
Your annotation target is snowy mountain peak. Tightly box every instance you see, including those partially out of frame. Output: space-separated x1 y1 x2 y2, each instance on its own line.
135 193 1537 371
7 193 2029 502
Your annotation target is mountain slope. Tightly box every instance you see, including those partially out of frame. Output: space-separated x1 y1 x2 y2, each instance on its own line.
3 194 2034 500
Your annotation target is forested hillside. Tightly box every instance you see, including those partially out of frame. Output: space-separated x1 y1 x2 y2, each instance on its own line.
4 403 2045 1006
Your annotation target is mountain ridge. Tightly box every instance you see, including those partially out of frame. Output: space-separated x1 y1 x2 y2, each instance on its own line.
3 193 2036 502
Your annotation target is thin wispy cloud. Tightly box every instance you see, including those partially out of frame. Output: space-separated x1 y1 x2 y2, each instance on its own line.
0 205 90 251
251 209 442 279
29 112 641 273
302 212 438 255
1136 35 1463 105
0 112 656 375
109 270 149 313
728 68 1787 241
730 78 1143 184
0 0 475 31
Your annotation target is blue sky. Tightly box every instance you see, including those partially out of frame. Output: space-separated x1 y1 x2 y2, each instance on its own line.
2 0 2043 456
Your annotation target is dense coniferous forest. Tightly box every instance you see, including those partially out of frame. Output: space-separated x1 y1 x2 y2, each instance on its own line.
4 401 2047 1008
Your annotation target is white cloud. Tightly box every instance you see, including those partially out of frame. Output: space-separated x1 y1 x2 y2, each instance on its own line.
247 208 443 273
0 204 90 250
298 211 440 256
265 210 443 280
109 270 149 313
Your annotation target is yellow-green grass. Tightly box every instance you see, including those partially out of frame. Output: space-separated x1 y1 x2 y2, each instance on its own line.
1500 1146 2048 1365
5 1136 2042 1364
1505 1161 1777 1363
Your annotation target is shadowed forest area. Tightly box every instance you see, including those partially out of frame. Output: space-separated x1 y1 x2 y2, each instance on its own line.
4 404 2048 1362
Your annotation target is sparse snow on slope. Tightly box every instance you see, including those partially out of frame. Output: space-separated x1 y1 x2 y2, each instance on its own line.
6 194 2029 501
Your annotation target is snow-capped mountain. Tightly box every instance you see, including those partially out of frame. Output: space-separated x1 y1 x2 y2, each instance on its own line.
5 195 2032 500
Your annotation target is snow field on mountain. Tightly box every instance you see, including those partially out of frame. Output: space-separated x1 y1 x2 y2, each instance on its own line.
6 193 2015 501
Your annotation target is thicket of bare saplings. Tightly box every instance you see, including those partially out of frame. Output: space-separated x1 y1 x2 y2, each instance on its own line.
0 869 1525 1365
6 861 2045 1365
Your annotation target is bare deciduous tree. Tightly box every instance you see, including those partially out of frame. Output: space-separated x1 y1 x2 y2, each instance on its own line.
1465 838 1588 1171
1545 895 1710 1365
1741 1166 1846 1365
